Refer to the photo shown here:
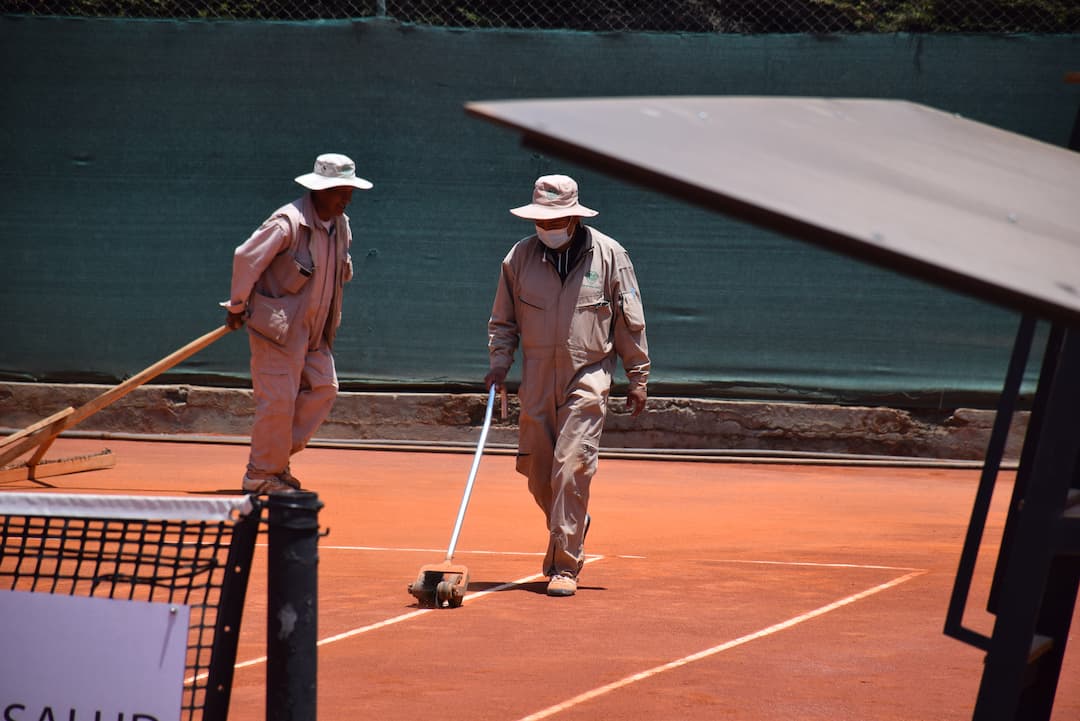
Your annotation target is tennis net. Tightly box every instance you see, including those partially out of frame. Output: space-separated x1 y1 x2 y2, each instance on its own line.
0 492 261 721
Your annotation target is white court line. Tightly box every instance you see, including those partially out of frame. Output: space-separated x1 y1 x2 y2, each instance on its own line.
319 545 545 556
186 555 606 684
513 569 928 721
265 543 606 559
318 555 606 647
187 550 920 685
702 558 922 571
314 545 909 571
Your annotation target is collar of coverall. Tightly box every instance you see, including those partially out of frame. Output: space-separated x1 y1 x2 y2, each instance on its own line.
299 192 348 229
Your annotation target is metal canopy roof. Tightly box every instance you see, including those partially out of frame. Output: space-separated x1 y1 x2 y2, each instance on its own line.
466 96 1080 327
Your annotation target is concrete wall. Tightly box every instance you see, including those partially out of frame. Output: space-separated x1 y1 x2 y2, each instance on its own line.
0 382 1027 462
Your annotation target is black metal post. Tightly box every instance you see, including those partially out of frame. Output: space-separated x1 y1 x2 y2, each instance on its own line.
973 327 1080 720
266 491 323 721
988 325 1064 612
944 314 1035 650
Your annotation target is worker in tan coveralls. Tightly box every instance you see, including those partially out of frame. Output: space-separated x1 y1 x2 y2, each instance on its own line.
484 175 650 597
221 153 372 494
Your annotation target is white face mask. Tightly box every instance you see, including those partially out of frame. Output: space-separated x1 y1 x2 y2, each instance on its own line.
535 223 573 249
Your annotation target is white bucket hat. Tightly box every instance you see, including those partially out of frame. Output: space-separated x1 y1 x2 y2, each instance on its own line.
295 153 373 191
510 174 598 220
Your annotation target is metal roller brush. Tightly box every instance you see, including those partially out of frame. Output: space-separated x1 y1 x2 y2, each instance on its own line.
408 384 501 608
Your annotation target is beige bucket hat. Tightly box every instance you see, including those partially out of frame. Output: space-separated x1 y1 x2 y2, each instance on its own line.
510 174 598 220
295 153 373 191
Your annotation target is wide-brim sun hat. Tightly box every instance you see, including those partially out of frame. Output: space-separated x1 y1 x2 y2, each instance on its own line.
295 153 373 191
510 174 598 220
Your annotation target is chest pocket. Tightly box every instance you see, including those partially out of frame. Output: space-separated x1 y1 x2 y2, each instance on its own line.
271 225 313 295
267 250 313 295
571 294 613 352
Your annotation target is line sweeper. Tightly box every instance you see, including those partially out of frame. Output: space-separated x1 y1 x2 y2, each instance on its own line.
408 384 503 608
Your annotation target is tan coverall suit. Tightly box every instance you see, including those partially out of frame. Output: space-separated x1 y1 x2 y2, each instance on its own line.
488 226 650 577
223 193 353 479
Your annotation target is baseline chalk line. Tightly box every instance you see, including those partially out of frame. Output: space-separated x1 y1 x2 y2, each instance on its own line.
513 569 927 721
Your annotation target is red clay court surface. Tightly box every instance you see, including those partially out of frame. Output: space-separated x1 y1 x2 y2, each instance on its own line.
5 436 1079 721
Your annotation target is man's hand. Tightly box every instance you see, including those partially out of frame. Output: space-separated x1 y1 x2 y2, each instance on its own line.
627 386 647 418
484 367 508 392
225 310 246 330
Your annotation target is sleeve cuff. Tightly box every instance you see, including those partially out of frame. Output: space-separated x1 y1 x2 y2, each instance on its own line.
220 299 245 314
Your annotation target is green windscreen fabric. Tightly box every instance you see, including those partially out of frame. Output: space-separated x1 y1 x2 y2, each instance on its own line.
1 17 1076 406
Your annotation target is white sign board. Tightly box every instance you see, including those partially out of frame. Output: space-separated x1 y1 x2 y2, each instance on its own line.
0 590 190 721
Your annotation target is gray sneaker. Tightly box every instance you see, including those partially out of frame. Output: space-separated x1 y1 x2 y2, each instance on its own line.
242 474 298 494
277 467 302 489
547 573 577 597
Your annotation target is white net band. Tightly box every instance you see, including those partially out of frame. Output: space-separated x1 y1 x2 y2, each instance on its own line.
0 492 254 521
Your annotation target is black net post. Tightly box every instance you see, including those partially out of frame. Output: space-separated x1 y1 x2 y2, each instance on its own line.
266 491 323 721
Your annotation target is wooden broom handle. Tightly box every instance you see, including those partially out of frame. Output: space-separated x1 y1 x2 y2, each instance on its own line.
67 325 234 427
